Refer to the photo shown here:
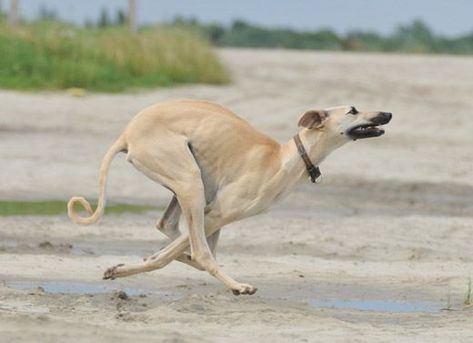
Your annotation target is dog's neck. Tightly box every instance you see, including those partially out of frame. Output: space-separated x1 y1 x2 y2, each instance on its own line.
242 128 345 209
278 128 342 186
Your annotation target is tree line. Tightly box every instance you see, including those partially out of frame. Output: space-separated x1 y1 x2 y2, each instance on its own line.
0 0 138 32
2 1 472 55
172 17 473 55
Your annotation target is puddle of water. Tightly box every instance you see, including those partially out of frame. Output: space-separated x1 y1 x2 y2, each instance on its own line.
309 299 440 313
7 280 144 296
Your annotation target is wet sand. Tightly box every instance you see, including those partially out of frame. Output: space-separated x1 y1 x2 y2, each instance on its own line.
1 49 473 342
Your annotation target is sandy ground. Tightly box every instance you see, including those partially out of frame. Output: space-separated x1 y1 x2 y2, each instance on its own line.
1 48 473 342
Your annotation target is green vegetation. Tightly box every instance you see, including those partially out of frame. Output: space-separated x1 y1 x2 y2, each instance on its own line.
0 200 156 216
173 18 473 55
1 14 470 93
0 20 229 92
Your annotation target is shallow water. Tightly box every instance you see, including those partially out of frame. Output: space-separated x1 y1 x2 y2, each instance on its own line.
309 298 440 313
7 280 144 296
6 280 446 313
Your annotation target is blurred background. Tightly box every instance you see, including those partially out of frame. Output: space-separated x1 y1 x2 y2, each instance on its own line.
1 0 473 92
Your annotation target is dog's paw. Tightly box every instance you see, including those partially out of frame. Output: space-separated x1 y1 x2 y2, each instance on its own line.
231 283 257 296
103 263 124 280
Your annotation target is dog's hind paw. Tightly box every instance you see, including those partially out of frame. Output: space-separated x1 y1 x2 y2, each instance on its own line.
231 283 257 296
103 263 124 280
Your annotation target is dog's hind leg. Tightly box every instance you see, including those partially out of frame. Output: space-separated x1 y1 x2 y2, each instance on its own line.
105 223 254 295
154 195 198 268
145 230 221 270
105 139 254 293
157 197 221 256
153 195 219 270
104 232 194 279
169 229 221 270
104 228 255 295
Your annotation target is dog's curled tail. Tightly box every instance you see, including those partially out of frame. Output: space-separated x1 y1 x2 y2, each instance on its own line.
67 135 127 225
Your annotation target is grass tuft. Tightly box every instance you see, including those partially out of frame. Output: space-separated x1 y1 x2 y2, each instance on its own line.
0 21 229 92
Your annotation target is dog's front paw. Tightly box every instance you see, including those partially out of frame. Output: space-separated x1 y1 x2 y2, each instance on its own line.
231 283 257 296
103 263 124 280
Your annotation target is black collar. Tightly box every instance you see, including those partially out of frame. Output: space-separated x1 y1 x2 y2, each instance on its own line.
293 134 322 183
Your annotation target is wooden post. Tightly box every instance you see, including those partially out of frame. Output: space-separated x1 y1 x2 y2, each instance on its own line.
9 0 19 26
128 0 137 33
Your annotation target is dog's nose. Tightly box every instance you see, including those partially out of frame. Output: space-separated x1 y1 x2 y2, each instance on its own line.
372 112 392 125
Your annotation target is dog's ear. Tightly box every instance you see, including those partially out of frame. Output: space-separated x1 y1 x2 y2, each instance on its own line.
298 110 328 129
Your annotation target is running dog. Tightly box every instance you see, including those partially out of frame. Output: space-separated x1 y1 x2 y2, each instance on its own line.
68 100 392 295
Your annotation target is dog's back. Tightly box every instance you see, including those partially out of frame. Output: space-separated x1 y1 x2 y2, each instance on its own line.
125 99 281 184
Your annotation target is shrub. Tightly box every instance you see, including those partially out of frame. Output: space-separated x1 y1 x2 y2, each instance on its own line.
0 21 229 92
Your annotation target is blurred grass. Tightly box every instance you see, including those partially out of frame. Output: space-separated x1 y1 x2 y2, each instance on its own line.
0 21 229 92
0 200 156 216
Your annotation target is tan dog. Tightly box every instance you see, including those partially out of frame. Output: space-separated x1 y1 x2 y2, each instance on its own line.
68 100 391 295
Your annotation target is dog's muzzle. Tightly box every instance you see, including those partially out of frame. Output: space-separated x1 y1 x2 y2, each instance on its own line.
347 112 392 140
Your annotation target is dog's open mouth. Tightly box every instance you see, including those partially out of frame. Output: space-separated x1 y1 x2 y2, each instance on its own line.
347 124 385 140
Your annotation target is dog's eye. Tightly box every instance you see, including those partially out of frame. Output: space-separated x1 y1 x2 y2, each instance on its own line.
348 107 358 115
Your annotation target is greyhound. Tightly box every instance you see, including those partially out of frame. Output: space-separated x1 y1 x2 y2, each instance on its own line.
68 99 392 295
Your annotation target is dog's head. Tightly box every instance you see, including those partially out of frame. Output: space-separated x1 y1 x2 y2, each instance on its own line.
298 106 392 142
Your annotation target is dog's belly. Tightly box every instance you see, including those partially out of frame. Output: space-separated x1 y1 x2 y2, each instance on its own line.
200 165 286 229
205 189 280 234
